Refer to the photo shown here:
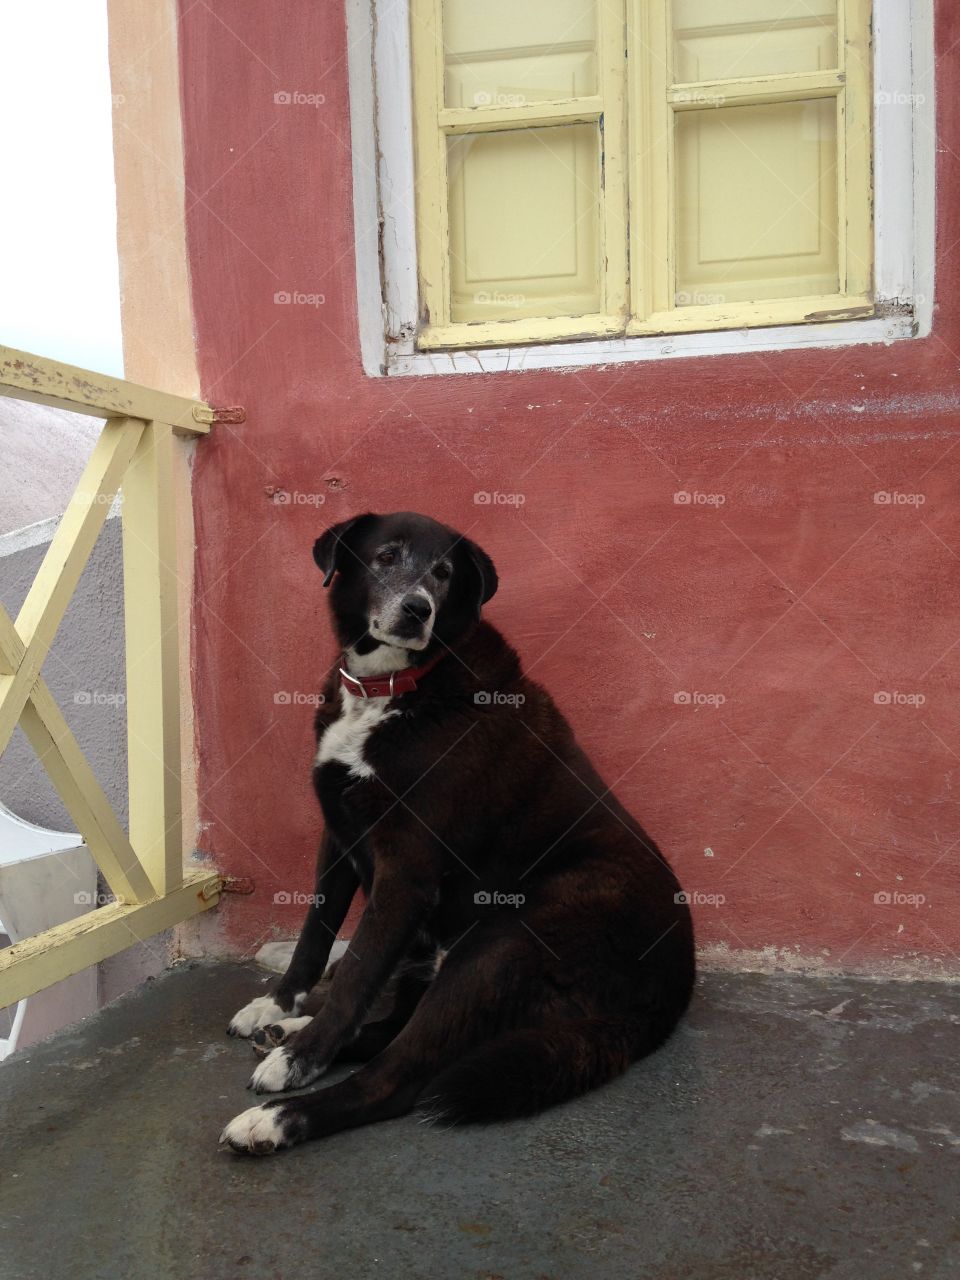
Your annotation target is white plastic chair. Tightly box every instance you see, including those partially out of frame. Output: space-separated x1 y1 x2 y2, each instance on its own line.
0 801 98 1058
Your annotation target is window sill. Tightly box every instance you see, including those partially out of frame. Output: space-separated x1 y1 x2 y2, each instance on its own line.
383 311 920 378
415 294 879 354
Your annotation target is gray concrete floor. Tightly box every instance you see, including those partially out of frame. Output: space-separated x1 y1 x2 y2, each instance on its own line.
1 961 958 1280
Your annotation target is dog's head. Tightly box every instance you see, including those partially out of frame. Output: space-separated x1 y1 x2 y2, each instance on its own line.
313 512 497 654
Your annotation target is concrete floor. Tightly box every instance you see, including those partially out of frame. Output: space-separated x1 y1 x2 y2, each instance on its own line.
1 961 958 1280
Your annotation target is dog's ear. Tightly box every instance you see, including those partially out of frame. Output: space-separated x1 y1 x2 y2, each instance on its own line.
313 513 377 588
462 538 498 615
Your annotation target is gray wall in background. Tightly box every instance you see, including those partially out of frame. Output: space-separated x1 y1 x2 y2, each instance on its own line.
0 516 127 831
0 514 170 1006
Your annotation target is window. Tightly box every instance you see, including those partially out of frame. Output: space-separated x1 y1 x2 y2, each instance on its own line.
411 0 872 348
348 0 934 374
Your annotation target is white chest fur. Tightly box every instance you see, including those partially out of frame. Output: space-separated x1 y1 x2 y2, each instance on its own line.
314 645 413 780
315 687 398 779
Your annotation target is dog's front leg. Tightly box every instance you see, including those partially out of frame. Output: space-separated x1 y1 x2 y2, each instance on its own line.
249 849 440 1093
228 830 359 1038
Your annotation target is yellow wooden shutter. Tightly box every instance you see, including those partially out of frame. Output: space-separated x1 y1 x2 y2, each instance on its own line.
630 0 873 335
412 0 629 348
410 0 874 349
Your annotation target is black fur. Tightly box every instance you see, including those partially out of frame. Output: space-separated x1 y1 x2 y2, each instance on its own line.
224 512 694 1154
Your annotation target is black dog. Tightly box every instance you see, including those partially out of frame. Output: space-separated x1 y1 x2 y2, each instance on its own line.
221 512 694 1154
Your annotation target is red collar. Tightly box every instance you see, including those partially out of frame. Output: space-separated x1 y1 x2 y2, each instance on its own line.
338 651 445 698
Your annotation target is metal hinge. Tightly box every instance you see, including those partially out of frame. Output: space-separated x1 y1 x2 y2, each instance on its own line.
192 405 247 425
196 875 256 902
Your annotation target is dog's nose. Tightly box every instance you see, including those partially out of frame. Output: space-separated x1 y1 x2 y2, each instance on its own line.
401 594 432 623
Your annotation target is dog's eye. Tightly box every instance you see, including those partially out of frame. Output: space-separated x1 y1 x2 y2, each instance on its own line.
375 549 396 567
432 563 451 582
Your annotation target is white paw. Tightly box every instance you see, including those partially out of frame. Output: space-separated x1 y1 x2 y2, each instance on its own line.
250 1046 297 1093
227 992 304 1038
249 1044 325 1093
219 1104 289 1155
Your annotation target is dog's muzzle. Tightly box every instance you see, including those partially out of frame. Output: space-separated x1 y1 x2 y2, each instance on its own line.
371 589 436 647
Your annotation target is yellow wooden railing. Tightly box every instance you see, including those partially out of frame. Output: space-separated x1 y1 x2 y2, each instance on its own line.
0 345 237 1009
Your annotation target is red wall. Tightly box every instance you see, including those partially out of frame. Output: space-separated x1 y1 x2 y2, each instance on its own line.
179 2 960 975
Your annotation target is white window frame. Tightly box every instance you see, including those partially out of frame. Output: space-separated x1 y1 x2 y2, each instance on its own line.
347 0 935 378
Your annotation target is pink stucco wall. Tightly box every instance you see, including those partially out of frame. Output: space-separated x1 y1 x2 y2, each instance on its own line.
178 1 960 974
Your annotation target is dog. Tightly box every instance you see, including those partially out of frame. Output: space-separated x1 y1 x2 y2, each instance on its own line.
220 511 694 1154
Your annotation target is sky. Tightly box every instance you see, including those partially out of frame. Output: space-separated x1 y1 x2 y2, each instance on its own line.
0 0 124 375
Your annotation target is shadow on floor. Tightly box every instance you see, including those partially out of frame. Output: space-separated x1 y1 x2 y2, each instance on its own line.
1 960 958 1279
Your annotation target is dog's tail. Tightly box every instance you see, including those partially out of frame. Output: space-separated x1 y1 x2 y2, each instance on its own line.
417 1016 668 1125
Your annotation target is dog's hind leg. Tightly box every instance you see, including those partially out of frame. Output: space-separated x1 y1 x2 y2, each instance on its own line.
250 1016 313 1057
332 956 435 1061
252 958 432 1060
220 935 542 1154
417 1017 641 1124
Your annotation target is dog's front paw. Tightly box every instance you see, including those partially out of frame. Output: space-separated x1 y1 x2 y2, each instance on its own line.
228 991 306 1038
219 1102 297 1156
227 995 286 1038
248 1045 325 1094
